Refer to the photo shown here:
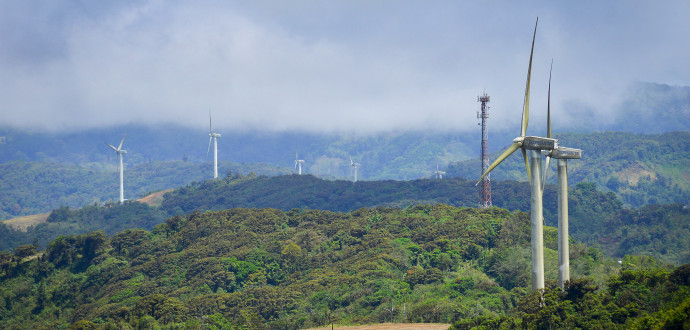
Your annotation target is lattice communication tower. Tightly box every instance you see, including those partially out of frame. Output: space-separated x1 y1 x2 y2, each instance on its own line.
477 92 492 208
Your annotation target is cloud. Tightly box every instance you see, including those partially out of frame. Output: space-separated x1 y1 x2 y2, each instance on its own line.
0 1 688 134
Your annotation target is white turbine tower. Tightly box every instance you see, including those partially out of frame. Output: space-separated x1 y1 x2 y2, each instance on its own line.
434 163 446 179
106 134 127 204
294 152 305 175
350 157 361 183
207 114 221 179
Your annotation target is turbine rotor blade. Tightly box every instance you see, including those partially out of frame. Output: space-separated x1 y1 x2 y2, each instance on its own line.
476 142 521 185
106 143 118 152
521 17 538 137
207 136 212 158
118 133 127 150
542 155 551 192
547 59 553 139
522 148 531 186
209 112 213 133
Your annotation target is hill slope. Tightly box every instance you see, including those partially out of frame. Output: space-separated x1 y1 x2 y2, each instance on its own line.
447 131 690 207
0 206 687 328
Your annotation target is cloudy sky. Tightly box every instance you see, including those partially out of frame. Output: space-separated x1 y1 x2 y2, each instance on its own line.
0 0 688 134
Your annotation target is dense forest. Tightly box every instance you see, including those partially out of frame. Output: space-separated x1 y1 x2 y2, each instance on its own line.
3 173 688 267
447 131 690 207
1 205 687 328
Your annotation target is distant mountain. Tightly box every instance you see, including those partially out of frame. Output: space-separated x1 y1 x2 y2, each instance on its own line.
610 82 690 133
0 125 478 181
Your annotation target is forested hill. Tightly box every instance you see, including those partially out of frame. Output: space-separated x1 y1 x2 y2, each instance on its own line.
1 206 688 328
158 174 690 265
0 160 289 219
447 131 690 207
4 173 689 264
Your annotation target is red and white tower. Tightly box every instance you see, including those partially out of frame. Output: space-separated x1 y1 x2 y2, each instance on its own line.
478 92 492 208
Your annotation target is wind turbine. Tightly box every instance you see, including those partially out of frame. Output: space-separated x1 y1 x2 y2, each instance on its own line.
475 18 557 291
541 62 583 289
434 163 446 179
294 152 305 175
106 133 127 204
207 113 221 179
350 157 361 183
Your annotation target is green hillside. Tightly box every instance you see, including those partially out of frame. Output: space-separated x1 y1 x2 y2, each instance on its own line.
447 131 690 207
3 174 687 266
0 160 289 220
1 206 687 328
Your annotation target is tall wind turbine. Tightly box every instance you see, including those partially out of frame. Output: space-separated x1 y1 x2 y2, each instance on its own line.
295 152 305 175
434 163 446 179
541 62 583 289
350 157 361 183
106 134 127 204
476 18 557 291
207 113 221 179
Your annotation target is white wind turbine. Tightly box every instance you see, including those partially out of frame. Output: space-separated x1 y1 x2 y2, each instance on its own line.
207 113 221 179
476 18 558 291
541 62 583 289
434 163 446 179
294 152 305 175
106 133 127 204
350 157 361 183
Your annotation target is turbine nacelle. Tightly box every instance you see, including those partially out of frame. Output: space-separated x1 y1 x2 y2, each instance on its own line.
210 133 221 138
522 136 557 151
551 147 582 159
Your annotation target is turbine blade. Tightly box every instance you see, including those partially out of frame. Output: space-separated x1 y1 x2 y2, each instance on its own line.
209 112 213 133
522 148 531 186
542 155 551 192
476 143 521 185
547 59 553 138
521 17 538 137
207 136 212 158
118 133 127 150
106 143 117 152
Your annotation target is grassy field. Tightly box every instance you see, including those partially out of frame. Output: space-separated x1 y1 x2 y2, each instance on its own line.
2 212 49 231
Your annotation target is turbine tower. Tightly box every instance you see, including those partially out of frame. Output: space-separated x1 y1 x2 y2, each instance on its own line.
106 134 127 204
350 157 361 183
207 113 221 179
476 18 557 291
478 91 492 208
295 152 305 175
541 62 583 289
434 163 446 179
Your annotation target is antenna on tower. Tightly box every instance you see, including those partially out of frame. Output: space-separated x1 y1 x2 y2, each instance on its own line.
478 92 492 208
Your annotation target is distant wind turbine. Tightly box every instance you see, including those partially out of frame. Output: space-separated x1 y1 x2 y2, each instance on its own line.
350 157 361 183
434 163 446 179
294 152 305 175
207 113 221 179
106 133 127 204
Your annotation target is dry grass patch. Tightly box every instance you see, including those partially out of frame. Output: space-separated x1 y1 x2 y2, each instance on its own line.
3 213 50 232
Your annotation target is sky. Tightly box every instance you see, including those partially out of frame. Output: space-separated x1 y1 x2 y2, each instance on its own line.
0 0 688 134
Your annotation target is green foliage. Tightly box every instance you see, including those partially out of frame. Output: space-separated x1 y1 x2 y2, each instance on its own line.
0 160 288 220
1 204 686 328
447 131 690 208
